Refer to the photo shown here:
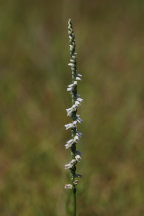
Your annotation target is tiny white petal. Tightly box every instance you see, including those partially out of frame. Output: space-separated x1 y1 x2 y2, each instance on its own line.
75 101 80 106
76 77 81 81
64 123 73 130
72 55 76 59
67 87 72 92
65 139 74 149
73 81 77 85
76 131 83 137
65 163 72 169
64 121 77 130
65 184 73 189
73 135 79 142
76 115 83 123
70 59 75 62
69 35 72 40
77 97 83 102
77 73 82 77
68 83 73 87
69 44 73 49
68 63 74 67
75 155 81 161
65 159 76 169
73 180 79 185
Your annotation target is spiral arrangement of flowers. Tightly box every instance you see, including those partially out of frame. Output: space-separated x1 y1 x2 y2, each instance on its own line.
64 19 83 215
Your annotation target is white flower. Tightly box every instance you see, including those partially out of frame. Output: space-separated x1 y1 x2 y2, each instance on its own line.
69 35 72 40
65 159 76 169
72 55 76 59
70 59 75 63
75 155 81 161
76 131 83 137
66 105 76 116
64 120 77 130
69 45 73 51
66 106 74 117
68 63 74 67
77 73 82 77
68 83 74 88
66 100 83 116
77 97 83 103
64 123 73 130
76 114 83 123
68 30 72 35
65 184 73 189
65 139 74 149
67 87 72 92
67 81 77 92
65 134 79 149
75 100 80 106
73 81 77 86
73 180 79 185
73 135 79 142
76 77 81 81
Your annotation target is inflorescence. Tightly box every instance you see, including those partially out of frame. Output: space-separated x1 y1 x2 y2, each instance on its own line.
64 19 83 190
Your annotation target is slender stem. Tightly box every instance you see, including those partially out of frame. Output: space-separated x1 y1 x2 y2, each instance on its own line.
73 186 76 216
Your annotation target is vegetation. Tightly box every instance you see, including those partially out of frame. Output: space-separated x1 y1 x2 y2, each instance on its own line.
0 1 144 215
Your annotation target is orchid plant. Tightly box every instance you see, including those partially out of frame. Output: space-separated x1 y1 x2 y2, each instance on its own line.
64 19 83 216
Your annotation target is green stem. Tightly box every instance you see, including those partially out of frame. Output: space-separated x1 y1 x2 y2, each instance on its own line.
73 186 76 216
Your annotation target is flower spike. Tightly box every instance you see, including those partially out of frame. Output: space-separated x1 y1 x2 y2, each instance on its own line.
64 19 83 199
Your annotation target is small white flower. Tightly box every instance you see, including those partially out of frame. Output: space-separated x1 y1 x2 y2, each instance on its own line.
77 73 82 77
66 107 73 117
65 159 76 169
72 55 76 59
73 81 77 86
64 121 77 130
65 139 74 149
75 100 80 106
73 180 79 185
65 184 73 189
65 134 79 149
70 59 75 63
68 30 72 35
64 123 73 130
72 120 77 127
67 81 77 93
76 77 81 81
69 35 72 40
76 131 83 137
66 107 72 116
67 87 72 92
73 135 79 142
68 63 74 67
77 97 83 103
69 45 73 51
76 114 83 123
75 155 81 161
68 83 74 88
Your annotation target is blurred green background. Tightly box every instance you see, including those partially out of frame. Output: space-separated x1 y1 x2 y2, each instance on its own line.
1 0 144 215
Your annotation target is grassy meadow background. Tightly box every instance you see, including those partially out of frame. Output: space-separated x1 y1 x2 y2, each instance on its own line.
0 0 144 215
